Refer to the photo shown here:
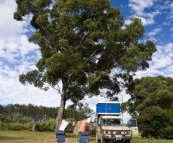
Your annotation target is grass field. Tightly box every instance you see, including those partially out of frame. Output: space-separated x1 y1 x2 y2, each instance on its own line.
0 131 172 143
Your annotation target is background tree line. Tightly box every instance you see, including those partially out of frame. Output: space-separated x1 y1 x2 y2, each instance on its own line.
0 103 93 122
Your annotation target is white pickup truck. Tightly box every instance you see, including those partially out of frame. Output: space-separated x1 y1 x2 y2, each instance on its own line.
96 115 133 143
95 102 138 143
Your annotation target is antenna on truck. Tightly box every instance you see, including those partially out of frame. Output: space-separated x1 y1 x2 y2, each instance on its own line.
120 93 124 129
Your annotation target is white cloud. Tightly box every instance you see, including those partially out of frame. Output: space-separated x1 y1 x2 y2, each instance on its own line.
135 68 162 79
148 28 162 36
0 77 60 107
19 35 39 55
170 2 173 9
151 46 171 69
136 43 173 78
0 0 39 64
0 0 27 42
153 1 173 19
137 16 154 25
129 0 154 13
149 37 157 42
0 0 46 107
128 0 160 26
164 0 171 5
163 22 170 25
125 14 159 26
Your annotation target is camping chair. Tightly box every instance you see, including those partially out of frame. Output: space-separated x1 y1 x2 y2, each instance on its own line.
55 130 67 143
76 132 90 143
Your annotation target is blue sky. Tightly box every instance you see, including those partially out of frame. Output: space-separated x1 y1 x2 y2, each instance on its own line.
0 0 173 122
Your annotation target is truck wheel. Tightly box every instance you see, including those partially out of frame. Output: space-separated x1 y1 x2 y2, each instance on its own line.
125 140 130 143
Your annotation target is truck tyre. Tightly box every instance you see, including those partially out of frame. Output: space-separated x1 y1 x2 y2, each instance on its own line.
125 140 130 143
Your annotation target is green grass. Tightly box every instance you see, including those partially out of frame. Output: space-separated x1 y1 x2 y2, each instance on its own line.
131 138 173 143
0 131 172 143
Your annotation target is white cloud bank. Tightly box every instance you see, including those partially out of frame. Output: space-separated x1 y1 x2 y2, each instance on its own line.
128 0 160 25
129 0 154 12
0 0 60 108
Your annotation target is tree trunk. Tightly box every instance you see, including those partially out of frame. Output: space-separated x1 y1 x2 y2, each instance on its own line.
56 93 66 130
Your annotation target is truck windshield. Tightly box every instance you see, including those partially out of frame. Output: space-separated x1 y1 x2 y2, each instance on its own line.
101 118 122 126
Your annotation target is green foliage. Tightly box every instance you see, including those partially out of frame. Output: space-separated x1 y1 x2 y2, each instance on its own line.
35 122 47 131
0 122 3 130
0 104 90 123
13 113 33 123
65 118 75 133
14 0 156 129
0 116 11 123
0 123 31 131
160 126 173 139
45 118 56 131
124 76 173 139
35 118 56 131
85 123 92 132
67 104 76 110
78 103 95 116
34 118 75 132
63 108 87 121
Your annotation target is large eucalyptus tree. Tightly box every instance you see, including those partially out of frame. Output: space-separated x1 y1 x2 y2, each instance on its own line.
14 0 156 129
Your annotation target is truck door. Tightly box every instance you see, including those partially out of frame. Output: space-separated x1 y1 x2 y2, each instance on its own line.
127 119 138 137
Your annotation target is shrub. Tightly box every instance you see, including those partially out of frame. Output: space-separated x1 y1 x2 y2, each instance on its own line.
35 122 47 131
85 123 92 132
45 118 56 131
13 113 33 123
10 123 27 130
0 116 11 123
160 126 173 139
1 123 30 131
0 121 3 130
35 119 56 132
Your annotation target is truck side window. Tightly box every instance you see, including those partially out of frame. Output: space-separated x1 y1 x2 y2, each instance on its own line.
127 119 137 127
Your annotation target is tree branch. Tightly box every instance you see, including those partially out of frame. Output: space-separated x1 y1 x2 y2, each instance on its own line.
57 83 62 95
77 31 89 49
45 81 59 91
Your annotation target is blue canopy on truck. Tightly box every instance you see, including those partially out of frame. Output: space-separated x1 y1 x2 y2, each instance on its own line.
96 102 121 115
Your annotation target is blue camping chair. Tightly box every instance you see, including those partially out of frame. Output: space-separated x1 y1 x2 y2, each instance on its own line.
55 130 66 143
76 132 90 143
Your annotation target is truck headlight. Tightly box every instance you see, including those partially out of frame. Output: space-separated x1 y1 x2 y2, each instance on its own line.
103 130 111 135
128 130 132 135
113 131 116 134
107 131 111 135
121 131 124 135
124 131 127 134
